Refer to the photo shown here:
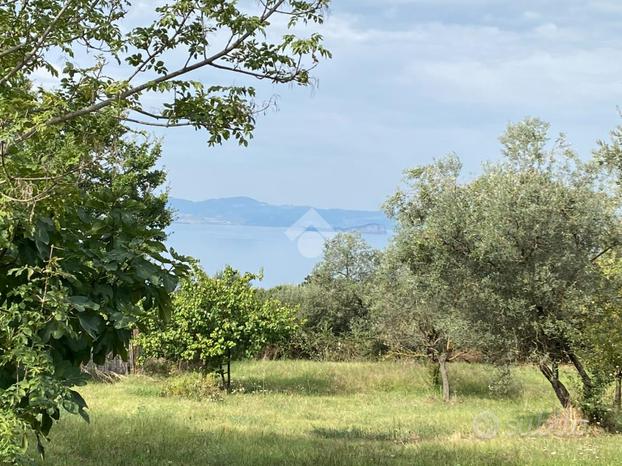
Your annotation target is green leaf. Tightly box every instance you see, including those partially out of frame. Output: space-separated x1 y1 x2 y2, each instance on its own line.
69 296 100 312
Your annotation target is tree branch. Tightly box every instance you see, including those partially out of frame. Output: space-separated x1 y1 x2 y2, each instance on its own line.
120 117 194 128
208 61 300 83
127 9 193 83
0 0 76 85
10 0 288 148
591 246 613 263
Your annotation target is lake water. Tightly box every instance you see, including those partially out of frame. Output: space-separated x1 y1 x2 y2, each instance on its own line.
167 223 392 287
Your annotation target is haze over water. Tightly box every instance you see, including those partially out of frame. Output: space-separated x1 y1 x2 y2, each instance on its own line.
167 223 391 288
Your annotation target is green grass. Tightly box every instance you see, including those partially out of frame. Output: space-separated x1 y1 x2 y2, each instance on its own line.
34 361 621 465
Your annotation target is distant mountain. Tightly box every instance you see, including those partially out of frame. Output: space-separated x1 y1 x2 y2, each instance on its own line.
169 197 393 232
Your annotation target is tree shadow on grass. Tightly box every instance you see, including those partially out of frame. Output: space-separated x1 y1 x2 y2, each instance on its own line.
514 411 553 433
312 426 405 442
238 364 529 401
450 369 523 401
233 373 344 395
36 411 524 466
311 424 451 443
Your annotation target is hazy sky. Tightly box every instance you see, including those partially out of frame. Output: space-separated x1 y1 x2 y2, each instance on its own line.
156 0 622 210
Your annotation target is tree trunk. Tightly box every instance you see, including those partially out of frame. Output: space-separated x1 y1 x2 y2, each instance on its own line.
429 360 441 388
129 329 140 374
539 360 572 408
567 351 593 398
439 352 450 402
217 362 226 389
615 368 621 412
226 349 232 393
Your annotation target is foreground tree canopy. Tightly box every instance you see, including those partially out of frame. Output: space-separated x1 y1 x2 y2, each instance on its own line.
0 124 187 459
0 1 331 462
1 0 330 157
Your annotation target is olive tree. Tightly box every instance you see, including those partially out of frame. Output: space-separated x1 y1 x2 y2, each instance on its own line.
590 126 622 412
580 252 622 414
303 232 381 335
370 255 469 401
381 158 473 402
387 119 622 409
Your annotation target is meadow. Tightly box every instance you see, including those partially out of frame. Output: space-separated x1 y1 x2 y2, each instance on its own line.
34 361 621 466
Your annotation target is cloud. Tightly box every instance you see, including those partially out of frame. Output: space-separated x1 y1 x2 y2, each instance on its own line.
587 0 622 14
155 1 622 209
406 48 622 107
317 8 622 112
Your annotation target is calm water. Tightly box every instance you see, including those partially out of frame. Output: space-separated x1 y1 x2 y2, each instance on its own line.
167 223 391 287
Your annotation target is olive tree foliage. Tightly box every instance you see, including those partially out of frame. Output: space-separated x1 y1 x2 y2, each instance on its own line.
369 246 470 402
386 119 622 409
380 159 474 402
580 127 622 415
580 252 622 417
303 232 381 335
138 265 299 390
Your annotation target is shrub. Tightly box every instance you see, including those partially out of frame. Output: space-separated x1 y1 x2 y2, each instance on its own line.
0 410 28 464
488 365 523 399
160 373 223 402
572 371 622 433
140 358 176 377
139 265 299 389
284 323 382 361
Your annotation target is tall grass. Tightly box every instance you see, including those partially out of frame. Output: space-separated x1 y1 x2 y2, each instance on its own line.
34 361 619 466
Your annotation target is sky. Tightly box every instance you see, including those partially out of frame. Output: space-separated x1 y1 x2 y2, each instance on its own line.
155 0 622 210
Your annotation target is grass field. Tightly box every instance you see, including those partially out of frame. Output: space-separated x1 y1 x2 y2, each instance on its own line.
34 361 621 466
